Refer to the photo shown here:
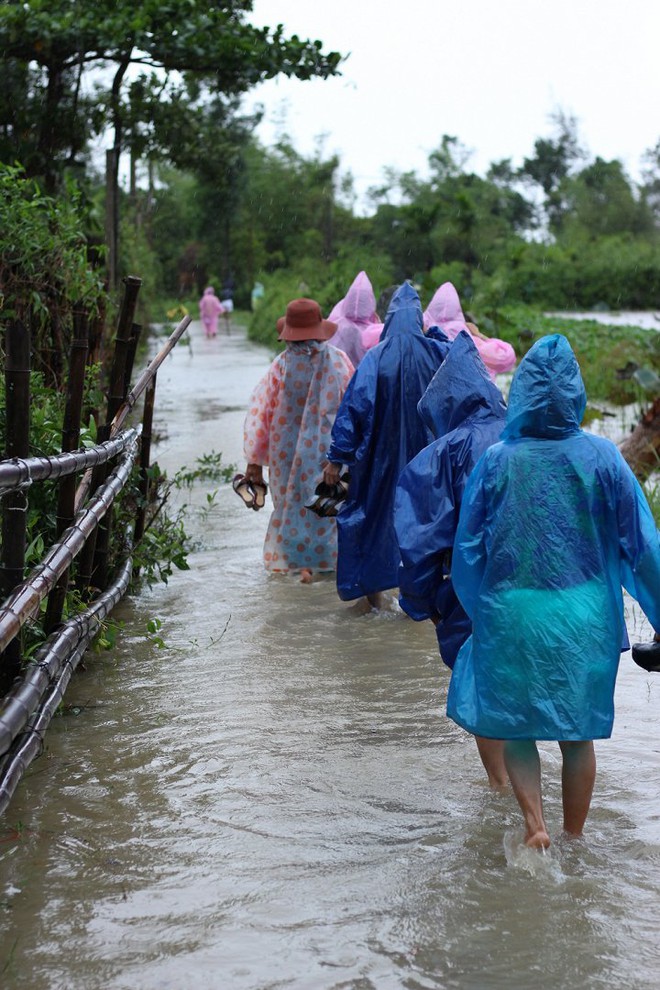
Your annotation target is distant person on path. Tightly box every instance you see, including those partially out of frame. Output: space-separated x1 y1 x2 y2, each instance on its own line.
251 281 264 311
221 275 235 333
447 334 660 848
395 332 508 787
242 298 354 583
198 286 225 338
323 282 450 609
424 282 516 377
327 270 380 368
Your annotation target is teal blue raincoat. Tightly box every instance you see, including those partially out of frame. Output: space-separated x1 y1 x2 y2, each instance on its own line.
447 334 660 740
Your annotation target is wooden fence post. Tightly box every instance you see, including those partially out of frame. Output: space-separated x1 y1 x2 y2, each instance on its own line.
90 276 142 590
0 320 31 694
44 306 90 632
133 374 157 576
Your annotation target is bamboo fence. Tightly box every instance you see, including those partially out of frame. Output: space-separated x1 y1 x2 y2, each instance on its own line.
0 277 191 814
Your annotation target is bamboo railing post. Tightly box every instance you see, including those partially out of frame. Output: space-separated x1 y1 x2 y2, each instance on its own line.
91 276 142 590
124 322 142 398
0 321 31 694
45 307 90 632
133 374 157 576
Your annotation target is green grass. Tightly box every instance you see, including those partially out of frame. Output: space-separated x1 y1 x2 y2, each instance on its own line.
482 305 660 405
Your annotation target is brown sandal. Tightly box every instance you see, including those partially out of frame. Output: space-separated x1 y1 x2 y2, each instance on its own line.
233 473 256 508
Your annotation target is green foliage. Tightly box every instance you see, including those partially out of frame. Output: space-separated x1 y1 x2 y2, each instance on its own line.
173 450 237 487
481 304 660 404
0 163 105 328
247 249 394 348
0 0 343 190
643 477 660 526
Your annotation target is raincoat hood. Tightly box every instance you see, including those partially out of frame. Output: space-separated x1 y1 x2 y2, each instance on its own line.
418 332 507 438
335 271 378 324
503 334 586 441
423 282 470 337
380 282 424 341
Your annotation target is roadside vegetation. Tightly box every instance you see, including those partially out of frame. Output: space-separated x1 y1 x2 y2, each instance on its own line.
1 3 659 546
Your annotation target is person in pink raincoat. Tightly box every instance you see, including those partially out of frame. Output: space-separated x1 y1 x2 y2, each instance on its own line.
327 271 380 368
198 286 225 338
423 282 516 377
242 299 354 583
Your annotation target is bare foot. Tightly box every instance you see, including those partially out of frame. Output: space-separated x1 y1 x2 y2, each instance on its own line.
561 828 584 841
300 568 313 584
366 592 385 610
525 829 551 850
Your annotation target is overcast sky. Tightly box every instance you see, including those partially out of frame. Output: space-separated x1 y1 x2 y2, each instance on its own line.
246 0 660 210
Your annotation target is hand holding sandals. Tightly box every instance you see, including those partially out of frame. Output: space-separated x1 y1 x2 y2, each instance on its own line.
233 463 268 510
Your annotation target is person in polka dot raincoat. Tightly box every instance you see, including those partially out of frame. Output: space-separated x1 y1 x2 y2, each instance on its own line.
243 299 354 582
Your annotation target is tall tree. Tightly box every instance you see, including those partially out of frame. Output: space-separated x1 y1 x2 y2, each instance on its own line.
520 110 586 232
0 0 343 284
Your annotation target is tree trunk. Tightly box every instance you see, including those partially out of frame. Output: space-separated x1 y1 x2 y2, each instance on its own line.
618 397 660 481
104 54 132 291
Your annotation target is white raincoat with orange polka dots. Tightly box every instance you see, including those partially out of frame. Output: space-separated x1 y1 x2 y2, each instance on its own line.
244 340 354 572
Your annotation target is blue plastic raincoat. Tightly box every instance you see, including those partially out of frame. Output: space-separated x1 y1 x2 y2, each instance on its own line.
447 335 660 741
395 332 507 667
327 283 450 600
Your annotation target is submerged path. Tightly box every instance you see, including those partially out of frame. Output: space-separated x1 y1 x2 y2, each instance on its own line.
0 319 659 990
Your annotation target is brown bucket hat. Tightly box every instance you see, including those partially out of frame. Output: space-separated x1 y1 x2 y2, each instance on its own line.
277 298 337 341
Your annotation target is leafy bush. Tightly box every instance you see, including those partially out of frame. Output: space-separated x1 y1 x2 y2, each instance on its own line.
0 163 106 381
248 250 394 347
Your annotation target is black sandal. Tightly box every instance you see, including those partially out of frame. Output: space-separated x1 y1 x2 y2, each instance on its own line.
632 639 660 673
305 472 350 517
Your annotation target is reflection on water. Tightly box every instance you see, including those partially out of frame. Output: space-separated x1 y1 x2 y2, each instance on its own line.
1 322 658 989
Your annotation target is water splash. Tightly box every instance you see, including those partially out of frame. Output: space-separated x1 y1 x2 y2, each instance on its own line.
503 830 564 881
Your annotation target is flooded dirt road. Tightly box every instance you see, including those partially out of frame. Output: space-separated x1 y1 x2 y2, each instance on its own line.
1 320 659 990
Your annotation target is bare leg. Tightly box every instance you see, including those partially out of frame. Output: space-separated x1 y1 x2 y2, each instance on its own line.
558 740 595 838
504 740 550 849
366 592 385 610
300 568 313 584
474 736 508 789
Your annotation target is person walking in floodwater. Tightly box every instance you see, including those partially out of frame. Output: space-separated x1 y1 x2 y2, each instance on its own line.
323 282 449 609
241 298 354 583
327 270 380 369
199 286 225 338
424 281 516 377
447 334 660 849
395 331 508 787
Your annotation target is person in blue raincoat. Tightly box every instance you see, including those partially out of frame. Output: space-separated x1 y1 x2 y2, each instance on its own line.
322 282 450 608
448 334 660 849
394 331 508 786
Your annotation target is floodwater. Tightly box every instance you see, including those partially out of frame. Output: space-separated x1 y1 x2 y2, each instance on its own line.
1 318 659 990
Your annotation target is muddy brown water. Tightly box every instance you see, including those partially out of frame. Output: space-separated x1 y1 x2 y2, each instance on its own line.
1 320 658 990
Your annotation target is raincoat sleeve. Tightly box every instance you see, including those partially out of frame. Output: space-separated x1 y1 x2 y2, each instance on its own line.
325 359 376 465
451 451 492 619
395 443 457 620
616 456 660 631
243 358 282 466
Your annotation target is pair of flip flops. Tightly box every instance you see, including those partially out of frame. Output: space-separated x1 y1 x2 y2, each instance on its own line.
632 639 660 673
305 473 350 518
232 474 267 511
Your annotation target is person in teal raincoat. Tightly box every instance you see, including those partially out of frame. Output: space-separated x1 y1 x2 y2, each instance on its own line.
394 331 508 786
447 334 660 848
323 282 449 608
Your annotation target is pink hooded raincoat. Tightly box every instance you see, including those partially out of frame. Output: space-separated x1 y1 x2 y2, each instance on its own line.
199 286 225 337
327 271 380 368
423 282 516 377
